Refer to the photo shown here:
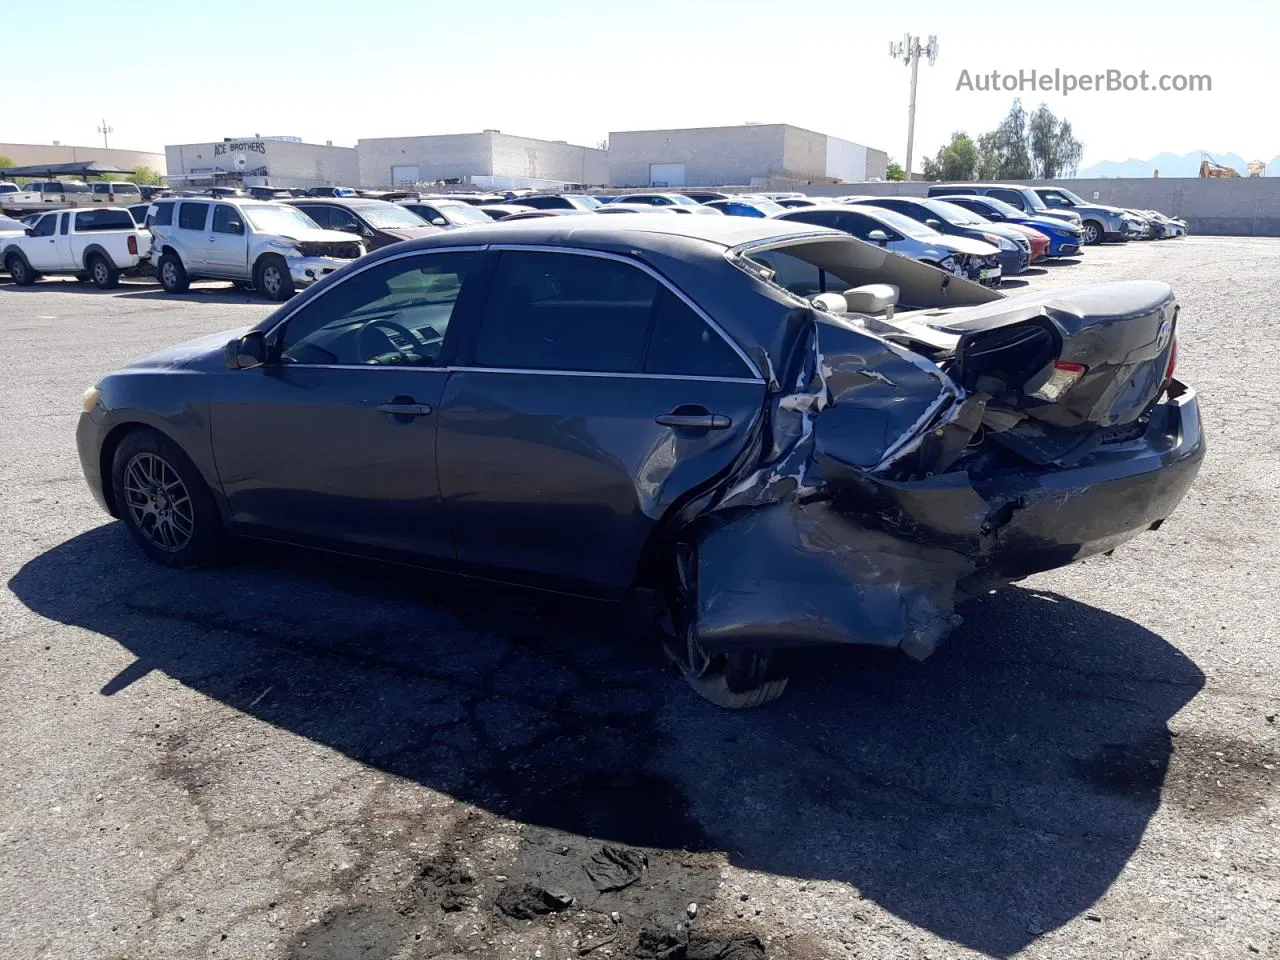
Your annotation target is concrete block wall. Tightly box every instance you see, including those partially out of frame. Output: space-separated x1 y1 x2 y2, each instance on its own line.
1 142 166 175
356 134 493 188
488 134 607 185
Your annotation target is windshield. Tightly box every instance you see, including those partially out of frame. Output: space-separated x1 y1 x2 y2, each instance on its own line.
954 195 1024 219
241 203 320 234
850 205 939 239
748 199 785 215
0 184 18 194
668 195 699 206
361 204 435 229
921 198 987 225
565 195 602 210
440 204 491 224
1051 188 1087 206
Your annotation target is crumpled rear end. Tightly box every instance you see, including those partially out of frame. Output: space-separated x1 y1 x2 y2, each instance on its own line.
688 281 1205 660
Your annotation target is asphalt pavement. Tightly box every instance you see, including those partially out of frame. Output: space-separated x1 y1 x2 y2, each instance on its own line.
1 240 1277 960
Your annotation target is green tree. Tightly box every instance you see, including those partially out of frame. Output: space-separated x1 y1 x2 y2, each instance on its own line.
1028 105 1083 179
128 166 164 186
921 132 979 181
885 159 905 181
975 100 1034 180
0 155 14 172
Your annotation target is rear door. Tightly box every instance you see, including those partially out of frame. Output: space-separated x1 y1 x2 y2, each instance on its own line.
435 247 766 596
206 204 249 276
175 200 212 269
210 247 484 560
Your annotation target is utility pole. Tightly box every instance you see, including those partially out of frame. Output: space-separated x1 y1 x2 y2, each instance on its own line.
888 34 938 180
97 119 113 149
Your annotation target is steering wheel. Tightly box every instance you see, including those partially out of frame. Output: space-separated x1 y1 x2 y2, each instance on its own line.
357 318 423 363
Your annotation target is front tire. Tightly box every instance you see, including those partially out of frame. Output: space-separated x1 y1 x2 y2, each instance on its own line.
158 252 190 293
663 542 789 709
254 254 294 302
6 253 37 285
88 253 120 289
1081 220 1103 245
111 428 225 568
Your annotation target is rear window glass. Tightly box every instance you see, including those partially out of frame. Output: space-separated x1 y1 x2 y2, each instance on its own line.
75 209 135 231
474 251 657 373
151 201 174 226
645 291 749 379
178 202 209 230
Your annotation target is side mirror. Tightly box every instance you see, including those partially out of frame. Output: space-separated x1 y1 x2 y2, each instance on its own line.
867 229 889 244
985 211 1004 220
362 226 375 238
431 217 449 227
924 218 942 228
228 220 244 234
24 227 34 237
337 222 362 234
224 331 266 369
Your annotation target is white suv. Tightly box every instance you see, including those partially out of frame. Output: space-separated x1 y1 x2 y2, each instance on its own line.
147 197 366 300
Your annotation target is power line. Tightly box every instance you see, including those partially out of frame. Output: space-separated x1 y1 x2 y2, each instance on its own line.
97 119 114 149
888 34 938 180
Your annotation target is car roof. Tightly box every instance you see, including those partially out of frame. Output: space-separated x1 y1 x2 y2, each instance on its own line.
288 197 388 208
932 183 1033 190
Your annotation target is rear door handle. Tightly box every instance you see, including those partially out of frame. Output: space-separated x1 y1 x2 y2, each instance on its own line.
378 402 433 417
655 413 732 430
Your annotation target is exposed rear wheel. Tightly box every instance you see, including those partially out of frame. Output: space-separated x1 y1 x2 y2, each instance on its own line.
663 542 789 709
158 253 189 293
89 253 120 289
1081 220 1102 245
111 428 225 568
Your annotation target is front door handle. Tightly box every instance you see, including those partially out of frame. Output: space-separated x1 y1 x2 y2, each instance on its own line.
655 411 732 430
378 401 433 417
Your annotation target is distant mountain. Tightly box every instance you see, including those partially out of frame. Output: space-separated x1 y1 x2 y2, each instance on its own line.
1076 151 1279 178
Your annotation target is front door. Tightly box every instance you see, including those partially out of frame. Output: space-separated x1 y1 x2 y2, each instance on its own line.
25 213 61 269
209 248 484 562
206 203 249 277
436 248 766 596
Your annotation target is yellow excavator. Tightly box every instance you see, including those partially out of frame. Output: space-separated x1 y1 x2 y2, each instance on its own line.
1199 153 1240 177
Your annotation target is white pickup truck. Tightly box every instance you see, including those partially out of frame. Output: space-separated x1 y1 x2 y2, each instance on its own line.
2 207 152 288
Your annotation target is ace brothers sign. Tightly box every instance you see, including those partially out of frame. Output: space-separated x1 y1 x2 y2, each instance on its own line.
213 140 268 157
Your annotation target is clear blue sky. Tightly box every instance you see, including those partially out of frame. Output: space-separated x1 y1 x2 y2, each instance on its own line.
6 0 1276 169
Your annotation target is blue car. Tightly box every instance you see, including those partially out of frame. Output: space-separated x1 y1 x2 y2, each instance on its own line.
704 198 786 218
935 194 1084 258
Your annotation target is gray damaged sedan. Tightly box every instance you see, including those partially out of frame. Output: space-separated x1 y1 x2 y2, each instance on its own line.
76 216 1205 707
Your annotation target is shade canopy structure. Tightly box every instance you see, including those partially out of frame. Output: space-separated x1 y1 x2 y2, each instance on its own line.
0 160 137 178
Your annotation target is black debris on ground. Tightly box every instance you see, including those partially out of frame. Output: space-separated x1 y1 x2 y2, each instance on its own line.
634 926 767 960
494 882 575 919
585 843 650 892
409 856 476 912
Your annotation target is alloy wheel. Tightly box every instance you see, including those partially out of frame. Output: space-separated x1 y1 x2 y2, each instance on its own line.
122 452 195 552
1082 223 1099 244
93 261 109 285
262 266 281 296
162 260 177 288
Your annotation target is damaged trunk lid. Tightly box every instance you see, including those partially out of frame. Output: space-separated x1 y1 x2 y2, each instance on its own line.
870 281 1179 466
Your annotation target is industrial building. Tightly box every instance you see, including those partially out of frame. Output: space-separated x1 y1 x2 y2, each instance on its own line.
607 124 888 188
164 137 358 189
0 142 166 176
356 131 608 191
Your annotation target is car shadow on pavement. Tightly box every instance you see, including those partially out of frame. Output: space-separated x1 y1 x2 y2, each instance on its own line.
10 524 1206 957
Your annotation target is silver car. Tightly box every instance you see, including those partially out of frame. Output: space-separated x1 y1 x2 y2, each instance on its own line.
147 198 366 301
772 203 1002 284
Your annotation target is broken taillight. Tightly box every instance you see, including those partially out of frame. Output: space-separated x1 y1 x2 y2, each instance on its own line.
1030 360 1086 402
127 235 138 255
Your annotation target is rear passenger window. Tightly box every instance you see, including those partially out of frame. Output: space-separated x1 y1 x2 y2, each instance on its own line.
177 202 209 230
473 251 657 373
92 183 109 194
151 201 174 226
75 209 134 231
59 213 70 235
645 291 749 379
989 189 1025 209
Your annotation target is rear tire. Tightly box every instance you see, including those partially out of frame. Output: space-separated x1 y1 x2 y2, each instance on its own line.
158 252 189 293
662 542 790 709
6 253 36 285
110 428 225 568
88 253 120 289
254 254 294 301
1081 220 1103 245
